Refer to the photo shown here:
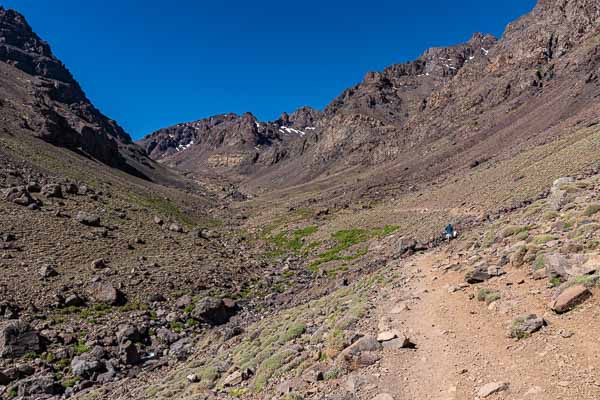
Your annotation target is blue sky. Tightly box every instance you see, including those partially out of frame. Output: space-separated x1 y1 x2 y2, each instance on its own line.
2 0 537 139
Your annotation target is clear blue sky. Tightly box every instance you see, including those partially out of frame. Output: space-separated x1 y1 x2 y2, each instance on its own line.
2 0 536 139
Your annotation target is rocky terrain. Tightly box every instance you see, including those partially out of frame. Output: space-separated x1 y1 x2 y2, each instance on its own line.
3 0 600 400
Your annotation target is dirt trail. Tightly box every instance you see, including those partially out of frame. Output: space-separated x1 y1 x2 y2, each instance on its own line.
363 249 600 400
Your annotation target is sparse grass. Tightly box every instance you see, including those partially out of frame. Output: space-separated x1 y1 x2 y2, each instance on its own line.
515 230 529 241
543 211 559 220
61 376 80 388
533 254 546 270
502 225 530 238
129 194 196 227
74 338 90 355
584 204 600 217
549 277 562 287
278 323 306 344
477 288 501 305
482 229 497 248
308 226 398 271
573 274 599 287
532 235 557 245
323 367 342 380
230 388 249 397
510 316 531 340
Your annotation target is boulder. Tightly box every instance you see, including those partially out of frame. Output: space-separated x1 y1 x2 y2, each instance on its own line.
4 187 35 207
340 335 382 359
550 285 591 313
17 374 63 397
120 340 140 365
170 337 194 361
42 184 63 198
544 253 600 279
89 282 125 305
71 356 103 378
155 328 179 345
76 211 101 227
510 314 545 338
191 297 237 325
0 320 45 358
39 264 58 278
175 294 193 309
64 183 79 194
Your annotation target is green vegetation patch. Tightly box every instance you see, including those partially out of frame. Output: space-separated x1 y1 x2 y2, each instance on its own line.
309 226 398 271
584 204 600 217
477 288 501 305
502 225 531 238
269 226 319 255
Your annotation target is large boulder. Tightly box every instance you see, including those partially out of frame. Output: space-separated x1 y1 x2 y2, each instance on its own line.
17 374 63 397
4 187 35 207
88 282 125 305
0 320 45 358
71 355 103 378
548 177 574 211
191 297 238 325
543 253 600 279
550 284 592 313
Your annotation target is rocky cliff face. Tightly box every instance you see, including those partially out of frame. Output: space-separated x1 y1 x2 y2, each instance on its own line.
0 7 148 172
138 107 323 175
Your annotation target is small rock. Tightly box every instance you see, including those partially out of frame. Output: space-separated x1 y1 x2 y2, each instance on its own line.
186 374 199 383
222 370 243 386
377 330 399 342
372 394 394 400
168 223 183 233
91 258 107 269
39 264 58 278
477 382 509 398
76 212 101 227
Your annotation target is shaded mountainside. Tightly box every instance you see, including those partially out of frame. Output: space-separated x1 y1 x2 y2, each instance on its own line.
140 0 600 197
0 7 159 179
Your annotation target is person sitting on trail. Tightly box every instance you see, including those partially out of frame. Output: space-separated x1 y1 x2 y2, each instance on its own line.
444 224 458 240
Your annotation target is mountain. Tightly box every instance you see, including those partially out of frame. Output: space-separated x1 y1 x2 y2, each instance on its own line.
139 0 600 198
0 7 158 179
137 106 323 180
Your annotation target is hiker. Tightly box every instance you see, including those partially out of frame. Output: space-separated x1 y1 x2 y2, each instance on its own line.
444 224 458 241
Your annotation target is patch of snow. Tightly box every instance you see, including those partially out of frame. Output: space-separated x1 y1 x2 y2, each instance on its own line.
279 126 306 137
481 48 489 56
305 127 316 131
